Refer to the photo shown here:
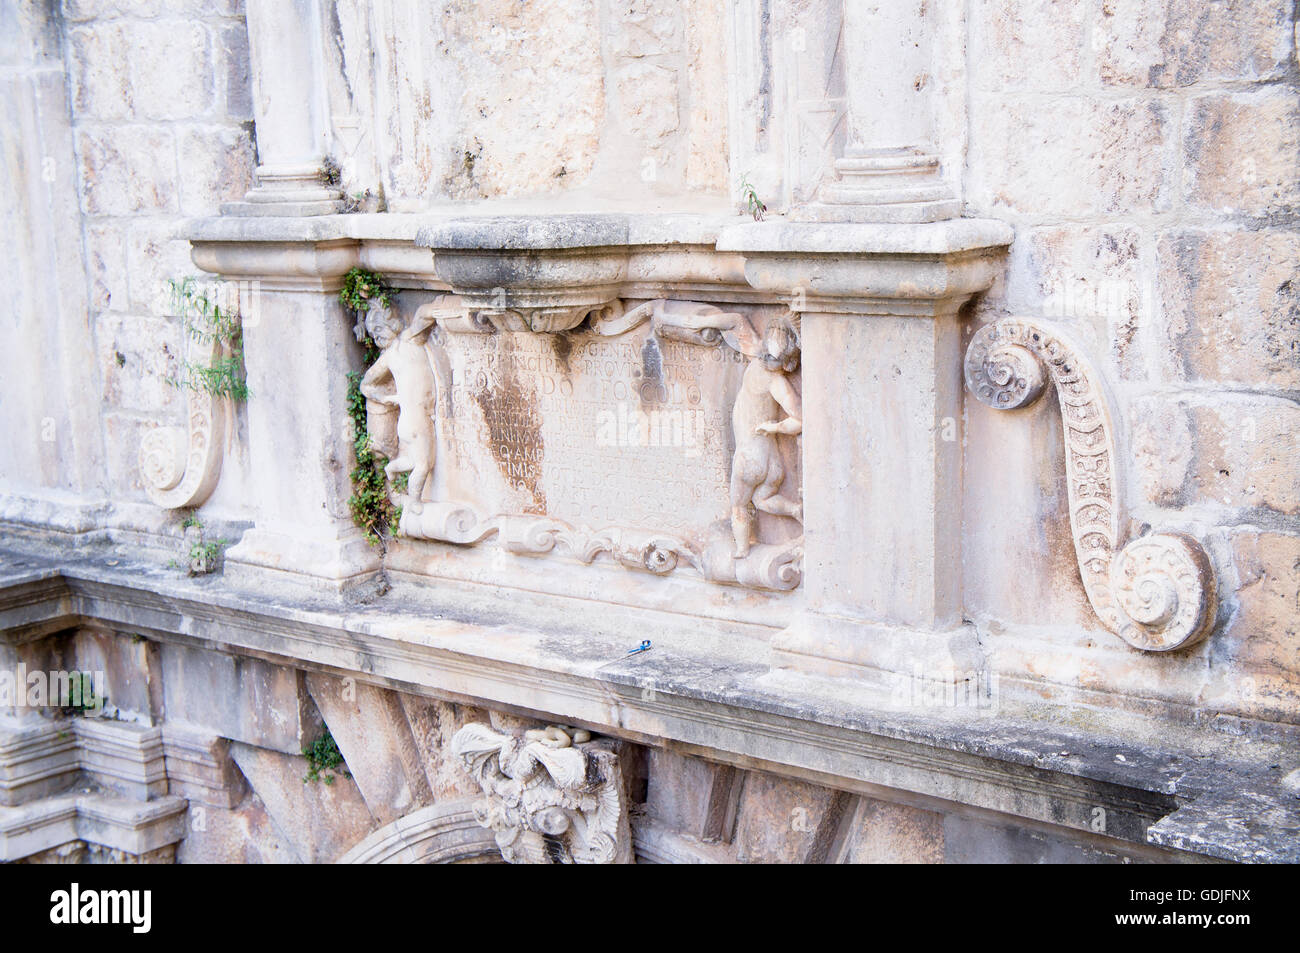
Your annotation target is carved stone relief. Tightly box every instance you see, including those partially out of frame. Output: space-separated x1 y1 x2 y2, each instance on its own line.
450 722 633 864
138 327 228 510
361 298 804 592
964 317 1217 652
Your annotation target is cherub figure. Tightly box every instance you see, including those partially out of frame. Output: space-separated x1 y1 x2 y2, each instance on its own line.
729 322 802 558
359 306 438 511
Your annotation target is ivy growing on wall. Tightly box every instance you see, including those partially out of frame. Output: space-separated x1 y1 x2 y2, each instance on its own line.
341 267 399 545
166 277 250 401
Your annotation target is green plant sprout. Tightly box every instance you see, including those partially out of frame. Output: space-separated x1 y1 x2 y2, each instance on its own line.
166 277 250 401
739 173 767 222
302 731 350 785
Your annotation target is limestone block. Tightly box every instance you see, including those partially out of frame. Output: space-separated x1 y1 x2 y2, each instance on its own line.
228 741 376 863
642 749 741 843
1157 229 1300 392
67 22 135 120
732 772 848 864
83 223 129 313
1130 396 1195 509
616 62 680 147
218 21 252 119
1208 532 1300 720
126 221 195 315
398 695 492 802
1183 90 1300 216
967 95 1171 217
177 124 257 215
304 674 432 824
969 0 1086 90
159 643 320 754
173 791 297 864
999 225 1146 379
841 797 945 864
1185 400 1299 516
129 20 215 121
683 0 728 194
162 725 248 809
94 314 182 417
608 0 682 58
1094 0 1295 87
76 126 178 215
71 629 161 723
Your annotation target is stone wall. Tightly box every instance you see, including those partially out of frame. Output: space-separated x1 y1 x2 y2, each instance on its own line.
962 0 1300 724
322 0 731 208
2 0 1297 865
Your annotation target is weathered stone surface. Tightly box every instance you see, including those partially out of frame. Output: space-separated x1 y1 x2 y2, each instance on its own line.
177 124 256 215
94 314 182 415
76 126 179 215
967 96 1172 216
732 772 846 864
842 797 945 864
1210 532 1300 720
1094 0 1295 87
228 742 375 863
1131 396 1299 516
305 674 432 824
1157 229 1300 392
398 696 492 802
159 643 319 754
970 0 1087 90
1183 90 1300 217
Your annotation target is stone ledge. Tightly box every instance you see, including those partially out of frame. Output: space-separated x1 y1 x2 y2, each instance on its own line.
0 544 1296 864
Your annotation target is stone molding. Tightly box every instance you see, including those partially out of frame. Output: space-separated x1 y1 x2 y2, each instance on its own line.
964 317 1218 652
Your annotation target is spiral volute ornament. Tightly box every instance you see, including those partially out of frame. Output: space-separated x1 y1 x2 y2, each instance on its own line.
964 318 1217 653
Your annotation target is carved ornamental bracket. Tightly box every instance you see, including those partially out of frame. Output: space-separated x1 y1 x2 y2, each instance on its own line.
964 317 1217 652
450 722 633 864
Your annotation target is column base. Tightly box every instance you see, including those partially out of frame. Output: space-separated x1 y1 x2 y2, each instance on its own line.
790 199 962 225
221 197 345 218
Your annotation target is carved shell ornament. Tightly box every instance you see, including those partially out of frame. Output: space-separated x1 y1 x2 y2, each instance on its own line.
964 318 1217 652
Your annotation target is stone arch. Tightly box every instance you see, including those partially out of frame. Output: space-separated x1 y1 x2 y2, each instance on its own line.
336 798 502 864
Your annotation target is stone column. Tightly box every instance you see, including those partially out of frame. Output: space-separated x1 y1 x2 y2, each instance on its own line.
797 0 958 223
227 0 342 216
189 237 378 592
719 219 1012 684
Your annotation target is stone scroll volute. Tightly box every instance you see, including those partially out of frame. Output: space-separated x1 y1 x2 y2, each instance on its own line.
964 317 1217 652
138 331 228 510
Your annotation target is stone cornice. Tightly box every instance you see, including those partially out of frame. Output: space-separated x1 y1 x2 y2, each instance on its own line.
0 545 1295 864
184 212 1013 312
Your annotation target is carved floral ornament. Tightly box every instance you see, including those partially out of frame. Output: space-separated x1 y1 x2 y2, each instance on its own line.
964 317 1217 652
450 722 633 864
361 296 805 593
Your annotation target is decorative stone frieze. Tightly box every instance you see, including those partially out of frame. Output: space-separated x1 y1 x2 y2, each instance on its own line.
451 722 633 864
964 317 1218 652
373 292 805 592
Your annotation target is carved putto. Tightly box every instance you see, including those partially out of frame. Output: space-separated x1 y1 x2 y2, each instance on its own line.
450 722 633 864
964 317 1217 652
358 304 439 511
